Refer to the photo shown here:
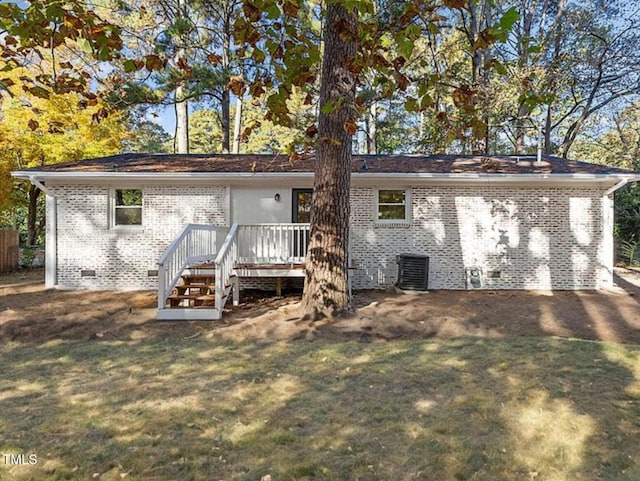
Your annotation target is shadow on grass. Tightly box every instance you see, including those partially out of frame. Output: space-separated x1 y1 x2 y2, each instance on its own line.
1 336 639 481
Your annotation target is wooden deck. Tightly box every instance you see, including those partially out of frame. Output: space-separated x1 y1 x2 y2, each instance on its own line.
235 263 305 296
157 223 310 320
234 262 305 276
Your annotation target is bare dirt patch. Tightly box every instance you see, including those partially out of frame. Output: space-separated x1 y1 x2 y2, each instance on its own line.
2 267 640 344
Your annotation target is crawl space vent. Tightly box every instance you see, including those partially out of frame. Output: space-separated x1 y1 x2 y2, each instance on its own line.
396 254 429 291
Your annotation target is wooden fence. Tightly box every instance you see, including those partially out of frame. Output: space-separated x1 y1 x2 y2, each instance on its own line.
0 229 19 273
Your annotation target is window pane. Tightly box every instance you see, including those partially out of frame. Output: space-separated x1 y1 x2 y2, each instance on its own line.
378 205 406 220
378 190 405 204
116 189 142 207
115 207 142 225
296 192 312 223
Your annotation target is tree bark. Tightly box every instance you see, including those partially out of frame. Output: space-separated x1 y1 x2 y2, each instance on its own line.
221 88 231 153
544 103 553 154
300 2 356 319
175 86 189 153
367 101 377 154
465 0 490 154
174 0 189 154
232 95 242 154
220 8 232 153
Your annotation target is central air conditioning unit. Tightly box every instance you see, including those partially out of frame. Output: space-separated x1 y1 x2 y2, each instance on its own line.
396 254 429 291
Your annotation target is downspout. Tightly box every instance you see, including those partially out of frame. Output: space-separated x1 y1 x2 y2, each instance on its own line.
28 176 57 289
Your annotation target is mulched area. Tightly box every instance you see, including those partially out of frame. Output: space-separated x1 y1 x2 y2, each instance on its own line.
1 267 640 344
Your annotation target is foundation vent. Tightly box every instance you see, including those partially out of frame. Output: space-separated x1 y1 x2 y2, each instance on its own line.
396 254 429 291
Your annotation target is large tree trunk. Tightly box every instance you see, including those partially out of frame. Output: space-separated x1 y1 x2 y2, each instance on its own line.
300 3 356 319
367 101 377 154
466 0 490 154
232 96 242 154
175 85 189 153
221 88 231 153
174 0 189 154
544 103 553 154
220 11 232 153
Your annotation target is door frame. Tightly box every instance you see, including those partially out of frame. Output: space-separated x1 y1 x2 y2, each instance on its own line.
291 188 313 223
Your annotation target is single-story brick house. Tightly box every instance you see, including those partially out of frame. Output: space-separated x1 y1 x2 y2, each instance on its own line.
13 153 640 320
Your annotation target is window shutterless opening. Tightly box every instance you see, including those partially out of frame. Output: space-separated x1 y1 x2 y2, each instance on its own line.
112 189 143 227
376 189 410 222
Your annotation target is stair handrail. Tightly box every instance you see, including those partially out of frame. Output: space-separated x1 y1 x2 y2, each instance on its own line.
157 224 226 310
214 223 239 314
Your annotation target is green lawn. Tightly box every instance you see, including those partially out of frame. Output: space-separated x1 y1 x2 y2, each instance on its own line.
1 336 639 481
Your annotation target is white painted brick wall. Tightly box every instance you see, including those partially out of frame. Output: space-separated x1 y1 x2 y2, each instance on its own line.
52 185 227 290
51 183 613 292
350 186 612 290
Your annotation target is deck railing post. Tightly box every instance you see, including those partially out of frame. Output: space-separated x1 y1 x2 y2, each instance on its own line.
158 262 167 309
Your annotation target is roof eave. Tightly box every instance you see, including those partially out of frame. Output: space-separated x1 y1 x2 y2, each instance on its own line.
11 170 640 186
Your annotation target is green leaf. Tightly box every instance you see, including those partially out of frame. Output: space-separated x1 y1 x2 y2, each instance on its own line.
420 94 433 110
265 3 281 19
45 4 66 22
404 97 418 112
395 32 415 60
97 46 111 61
499 7 520 31
321 97 344 114
252 48 266 63
380 34 393 49
77 37 93 54
123 59 138 73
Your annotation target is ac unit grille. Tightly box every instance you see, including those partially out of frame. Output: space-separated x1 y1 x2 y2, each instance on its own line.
396 254 429 290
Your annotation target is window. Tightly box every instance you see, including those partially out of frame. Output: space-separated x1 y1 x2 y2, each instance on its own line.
113 189 142 226
292 188 313 223
376 189 409 222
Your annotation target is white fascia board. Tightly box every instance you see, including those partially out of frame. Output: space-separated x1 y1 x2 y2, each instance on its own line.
351 172 640 188
12 170 640 188
11 171 315 186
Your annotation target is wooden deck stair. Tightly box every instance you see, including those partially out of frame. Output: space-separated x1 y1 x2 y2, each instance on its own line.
166 266 217 308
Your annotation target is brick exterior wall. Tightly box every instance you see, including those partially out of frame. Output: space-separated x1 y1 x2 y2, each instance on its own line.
350 186 612 290
50 183 613 291
51 185 228 290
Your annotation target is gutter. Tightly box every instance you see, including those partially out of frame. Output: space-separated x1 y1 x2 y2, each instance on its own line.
11 170 640 181
12 170 640 191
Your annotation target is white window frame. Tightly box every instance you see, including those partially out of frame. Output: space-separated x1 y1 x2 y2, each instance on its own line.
110 188 143 229
375 188 411 224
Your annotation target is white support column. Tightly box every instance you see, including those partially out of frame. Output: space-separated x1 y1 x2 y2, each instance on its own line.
602 193 615 288
45 193 57 289
232 276 239 306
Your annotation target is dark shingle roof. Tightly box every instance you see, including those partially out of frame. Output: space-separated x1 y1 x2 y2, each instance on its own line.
26 153 637 175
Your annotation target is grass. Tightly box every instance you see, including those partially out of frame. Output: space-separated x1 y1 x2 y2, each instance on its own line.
1 336 640 481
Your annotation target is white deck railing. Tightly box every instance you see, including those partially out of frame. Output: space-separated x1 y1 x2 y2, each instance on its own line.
157 223 311 317
214 224 240 312
237 223 310 264
157 224 228 309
